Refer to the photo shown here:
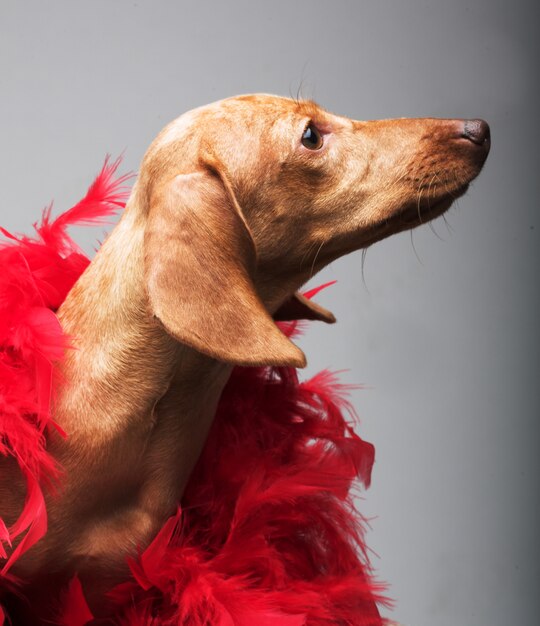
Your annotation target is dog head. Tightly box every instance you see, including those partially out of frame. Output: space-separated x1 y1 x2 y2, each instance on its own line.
140 95 490 367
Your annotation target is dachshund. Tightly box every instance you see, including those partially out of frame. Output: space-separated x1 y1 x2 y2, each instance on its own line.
0 94 490 614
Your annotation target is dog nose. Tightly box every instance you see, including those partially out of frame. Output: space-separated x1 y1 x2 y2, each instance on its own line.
461 119 491 148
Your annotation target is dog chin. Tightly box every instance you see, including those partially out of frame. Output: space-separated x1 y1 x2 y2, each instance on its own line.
357 183 471 248
390 182 470 232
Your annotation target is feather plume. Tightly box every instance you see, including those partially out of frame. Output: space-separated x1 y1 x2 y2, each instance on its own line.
56 576 94 626
0 158 130 576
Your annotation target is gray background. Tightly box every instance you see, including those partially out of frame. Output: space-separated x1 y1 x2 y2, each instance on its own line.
1 1 538 625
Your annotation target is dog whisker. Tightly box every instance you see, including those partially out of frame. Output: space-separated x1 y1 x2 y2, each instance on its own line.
428 220 445 241
309 238 327 279
410 229 423 265
361 247 370 292
426 173 438 212
442 213 454 235
415 173 428 223
300 238 321 271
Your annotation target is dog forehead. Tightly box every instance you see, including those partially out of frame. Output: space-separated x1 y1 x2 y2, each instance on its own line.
208 95 352 143
166 94 326 137
149 95 339 178
222 93 324 117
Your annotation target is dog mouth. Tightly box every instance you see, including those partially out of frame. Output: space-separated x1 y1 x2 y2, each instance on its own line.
397 183 469 227
373 182 470 240
321 181 473 263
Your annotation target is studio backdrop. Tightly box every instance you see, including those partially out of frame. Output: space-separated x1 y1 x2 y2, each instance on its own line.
1 2 537 625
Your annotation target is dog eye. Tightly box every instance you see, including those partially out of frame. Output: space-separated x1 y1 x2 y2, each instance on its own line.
301 123 323 150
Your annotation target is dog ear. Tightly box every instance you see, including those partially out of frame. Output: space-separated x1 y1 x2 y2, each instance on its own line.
145 171 306 368
273 293 336 323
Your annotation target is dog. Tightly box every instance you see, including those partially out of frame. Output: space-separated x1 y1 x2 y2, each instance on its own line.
0 94 490 615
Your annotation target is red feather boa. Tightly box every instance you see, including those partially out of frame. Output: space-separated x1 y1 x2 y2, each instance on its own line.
0 160 390 624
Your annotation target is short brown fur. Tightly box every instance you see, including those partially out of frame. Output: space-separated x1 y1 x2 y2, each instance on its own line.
0 94 489 614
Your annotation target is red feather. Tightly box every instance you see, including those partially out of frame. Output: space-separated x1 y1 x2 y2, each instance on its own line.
1 471 47 575
56 576 94 626
0 158 130 576
35 155 132 252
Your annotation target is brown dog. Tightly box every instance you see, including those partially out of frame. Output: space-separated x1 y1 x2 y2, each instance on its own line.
0 94 490 608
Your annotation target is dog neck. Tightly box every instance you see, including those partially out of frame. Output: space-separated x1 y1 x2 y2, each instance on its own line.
51 197 231 509
56 205 182 440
